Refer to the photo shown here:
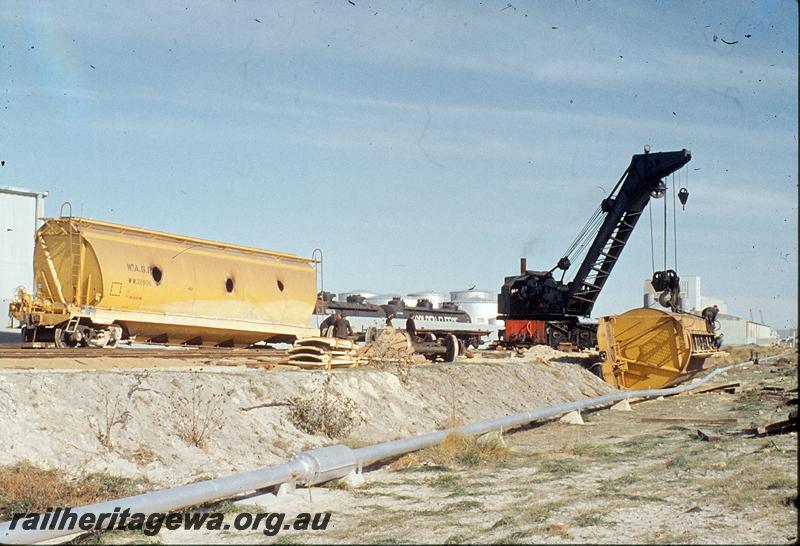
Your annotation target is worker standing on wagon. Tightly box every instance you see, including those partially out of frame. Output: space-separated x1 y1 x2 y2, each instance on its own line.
701 305 719 333
385 312 395 327
333 312 353 339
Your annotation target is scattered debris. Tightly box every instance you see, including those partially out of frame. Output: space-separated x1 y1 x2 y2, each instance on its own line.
288 337 358 369
640 417 738 424
754 411 798 437
694 382 740 394
244 361 277 371
239 401 290 412
696 428 720 442
357 327 425 366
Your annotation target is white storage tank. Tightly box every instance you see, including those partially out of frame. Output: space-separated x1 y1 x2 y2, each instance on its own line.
449 289 497 324
365 294 402 306
0 186 48 318
405 291 447 308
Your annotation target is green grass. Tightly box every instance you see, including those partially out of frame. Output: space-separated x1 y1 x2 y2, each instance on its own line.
573 511 613 527
666 455 689 469
521 500 565 523
607 473 641 487
697 464 798 510
570 442 619 459
538 458 581 476
428 474 471 497
449 499 482 510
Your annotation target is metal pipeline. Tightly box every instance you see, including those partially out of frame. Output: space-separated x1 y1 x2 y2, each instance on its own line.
1 353 786 544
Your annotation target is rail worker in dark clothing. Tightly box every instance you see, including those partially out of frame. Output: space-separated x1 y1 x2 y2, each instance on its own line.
319 312 338 337
333 312 353 339
406 317 417 339
385 313 395 327
701 305 719 333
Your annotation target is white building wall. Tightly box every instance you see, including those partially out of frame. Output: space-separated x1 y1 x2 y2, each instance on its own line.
680 276 702 312
0 187 47 318
718 315 778 346
700 296 728 314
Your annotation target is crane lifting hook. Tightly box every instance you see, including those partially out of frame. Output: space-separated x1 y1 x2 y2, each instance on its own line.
678 187 689 210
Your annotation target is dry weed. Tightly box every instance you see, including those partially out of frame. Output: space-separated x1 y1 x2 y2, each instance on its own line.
289 374 364 439
88 393 131 448
390 433 509 470
0 462 144 520
173 377 225 449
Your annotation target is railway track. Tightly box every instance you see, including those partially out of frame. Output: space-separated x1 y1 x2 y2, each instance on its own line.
0 345 286 360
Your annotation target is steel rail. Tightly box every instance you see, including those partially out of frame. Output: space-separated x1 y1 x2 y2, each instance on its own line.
0 352 789 544
0 347 284 360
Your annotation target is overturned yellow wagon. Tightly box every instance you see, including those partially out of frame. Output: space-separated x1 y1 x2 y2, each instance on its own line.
597 307 719 390
8 217 318 347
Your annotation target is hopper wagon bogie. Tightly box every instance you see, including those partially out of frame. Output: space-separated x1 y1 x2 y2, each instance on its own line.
8 217 318 348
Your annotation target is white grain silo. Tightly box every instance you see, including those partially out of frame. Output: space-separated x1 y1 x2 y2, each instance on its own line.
365 294 403 306
405 291 447 308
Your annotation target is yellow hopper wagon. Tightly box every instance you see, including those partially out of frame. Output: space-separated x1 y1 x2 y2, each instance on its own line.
9 217 318 347
597 307 719 390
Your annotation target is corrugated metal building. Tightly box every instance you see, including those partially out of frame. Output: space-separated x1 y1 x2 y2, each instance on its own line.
717 314 779 346
0 186 48 317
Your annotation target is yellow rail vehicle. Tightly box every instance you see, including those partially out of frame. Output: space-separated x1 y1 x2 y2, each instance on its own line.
9 218 318 347
597 307 718 390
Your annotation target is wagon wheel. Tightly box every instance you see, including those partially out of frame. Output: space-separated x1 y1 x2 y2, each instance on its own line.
53 326 79 348
444 334 459 364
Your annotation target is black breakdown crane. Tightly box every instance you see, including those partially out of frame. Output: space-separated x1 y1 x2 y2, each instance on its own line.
497 147 692 349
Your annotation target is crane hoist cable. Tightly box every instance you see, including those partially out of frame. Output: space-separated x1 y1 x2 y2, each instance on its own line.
564 211 606 275
572 214 605 262
560 166 632 272
663 176 668 271
563 206 603 258
672 173 678 272
648 200 655 274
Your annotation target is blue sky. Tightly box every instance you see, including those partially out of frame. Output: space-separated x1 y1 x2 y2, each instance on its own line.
1 1 797 327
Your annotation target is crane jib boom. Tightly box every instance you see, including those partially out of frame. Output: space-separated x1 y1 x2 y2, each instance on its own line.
498 149 691 323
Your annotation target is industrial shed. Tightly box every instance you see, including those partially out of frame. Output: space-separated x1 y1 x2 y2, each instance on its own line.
0 186 48 316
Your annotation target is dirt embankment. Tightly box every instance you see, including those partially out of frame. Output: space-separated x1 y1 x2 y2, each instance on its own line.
0 348 610 487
